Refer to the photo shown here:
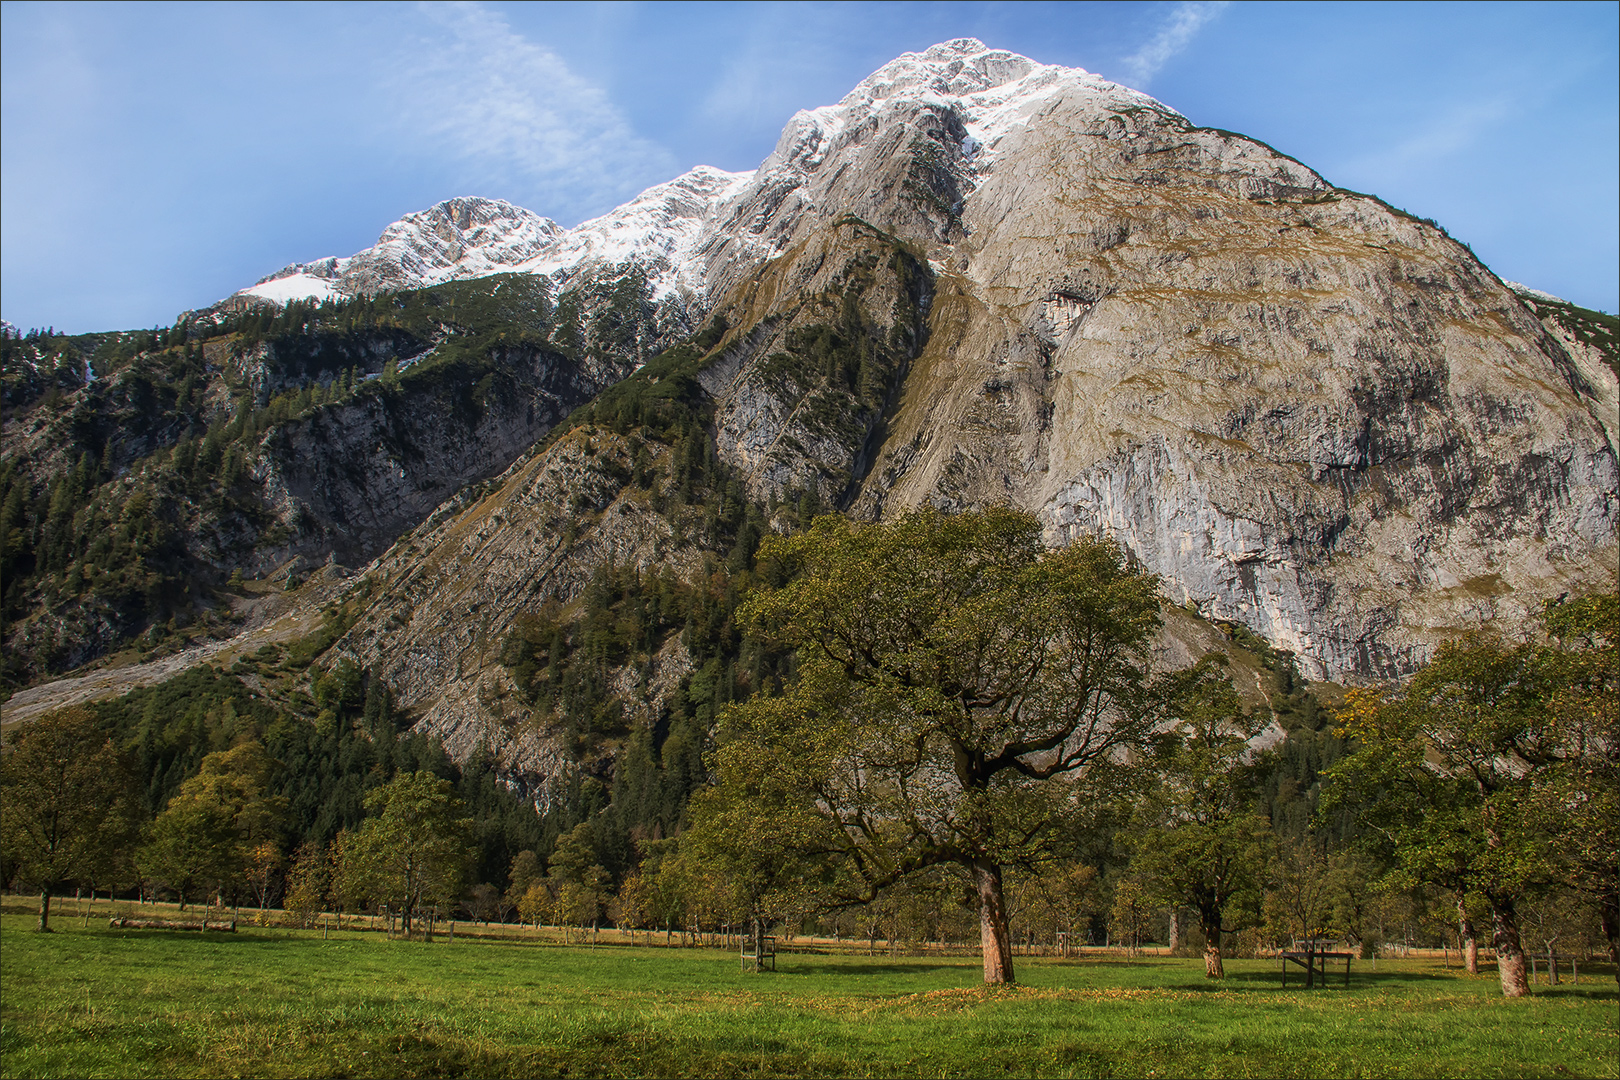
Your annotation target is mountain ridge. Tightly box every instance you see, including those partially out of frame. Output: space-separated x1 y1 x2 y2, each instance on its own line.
3 40 1615 774
216 41 1173 317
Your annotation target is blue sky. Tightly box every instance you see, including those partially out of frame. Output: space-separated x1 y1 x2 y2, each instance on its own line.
3 0 1616 332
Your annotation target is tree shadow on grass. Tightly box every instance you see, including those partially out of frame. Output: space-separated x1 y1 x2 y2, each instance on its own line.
1148 966 1473 994
776 960 969 978
97 928 361 947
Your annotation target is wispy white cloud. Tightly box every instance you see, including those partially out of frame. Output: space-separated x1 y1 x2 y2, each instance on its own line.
1336 96 1518 185
1120 1 1228 89
696 8 852 134
383 1 675 220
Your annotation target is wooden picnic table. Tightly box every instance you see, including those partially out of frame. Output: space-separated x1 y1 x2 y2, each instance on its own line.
1281 942 1352 988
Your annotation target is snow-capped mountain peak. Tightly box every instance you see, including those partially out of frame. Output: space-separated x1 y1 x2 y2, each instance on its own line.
765 38 1177 176
239 196 564 306
517 166 754 298
232 172 751 310
223 40 1172 313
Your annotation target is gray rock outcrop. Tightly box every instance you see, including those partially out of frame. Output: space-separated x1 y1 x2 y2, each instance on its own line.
331 38 1616 774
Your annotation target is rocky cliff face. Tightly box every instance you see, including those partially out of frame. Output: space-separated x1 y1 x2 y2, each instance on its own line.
0 268 666 680
827 43 1617 679
10 39 1614 761
675 38 1618 681
251 341 635 572
325 39 1615 775
329 218 937 771
333 422 720 779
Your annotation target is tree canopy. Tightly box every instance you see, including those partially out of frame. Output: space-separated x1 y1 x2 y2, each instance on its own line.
709 507 1162 983
341 771 475 936
137 740 288 910
1126 656 1273 978
1328 594 1620 994
0 707 140 930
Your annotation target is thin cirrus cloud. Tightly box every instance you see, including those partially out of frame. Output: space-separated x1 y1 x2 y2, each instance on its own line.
1119 1 1229 89
382 1 677 224
696 6 859 136
1334 96 1519 187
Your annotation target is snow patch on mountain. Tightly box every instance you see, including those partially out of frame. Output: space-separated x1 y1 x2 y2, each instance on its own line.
1504 280 1570 306
232 170 751 309
517 166 754 297
243 272 342 305
225 39 1175 311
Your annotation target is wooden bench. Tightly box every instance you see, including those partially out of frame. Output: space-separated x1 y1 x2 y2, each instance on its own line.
741 934 777 972
1281 940 1352 988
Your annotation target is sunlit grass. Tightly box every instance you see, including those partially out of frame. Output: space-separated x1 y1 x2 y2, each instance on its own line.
1 905 1614 1079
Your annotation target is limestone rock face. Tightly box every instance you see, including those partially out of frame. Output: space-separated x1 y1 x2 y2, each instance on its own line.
216 38 1617 777
831 61 1616 678
701 218 935 507
249 342 636 571
673 39 1618 679
331 37 1616 760
332 427 711 780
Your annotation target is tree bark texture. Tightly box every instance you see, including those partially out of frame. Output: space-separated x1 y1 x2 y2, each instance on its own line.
37 887 52 933
1202 916 1224 979
973 859 1015 984
1167 909 1179 953
1458 895 1478 975
1490 901 1530 998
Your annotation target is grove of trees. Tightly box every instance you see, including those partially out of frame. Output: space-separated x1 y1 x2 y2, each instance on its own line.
1 511 1613 997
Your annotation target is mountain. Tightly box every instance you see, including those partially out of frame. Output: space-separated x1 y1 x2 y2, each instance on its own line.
227 167 755 311
3 41 1615 782
287 39 1614 775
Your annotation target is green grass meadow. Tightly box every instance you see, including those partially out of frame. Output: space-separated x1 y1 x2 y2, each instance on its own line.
1 906 1615 1079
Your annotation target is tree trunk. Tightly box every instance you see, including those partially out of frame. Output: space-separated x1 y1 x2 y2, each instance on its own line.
1457 894 1478 975
1489 899 1530 998
37 886 52 933
1599 892 1620 989
972 859 1015 984
1167 908 1179 953
1202 915 1224 979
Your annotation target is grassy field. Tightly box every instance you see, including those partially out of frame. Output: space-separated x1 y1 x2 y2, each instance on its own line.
1 904 1615 1079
